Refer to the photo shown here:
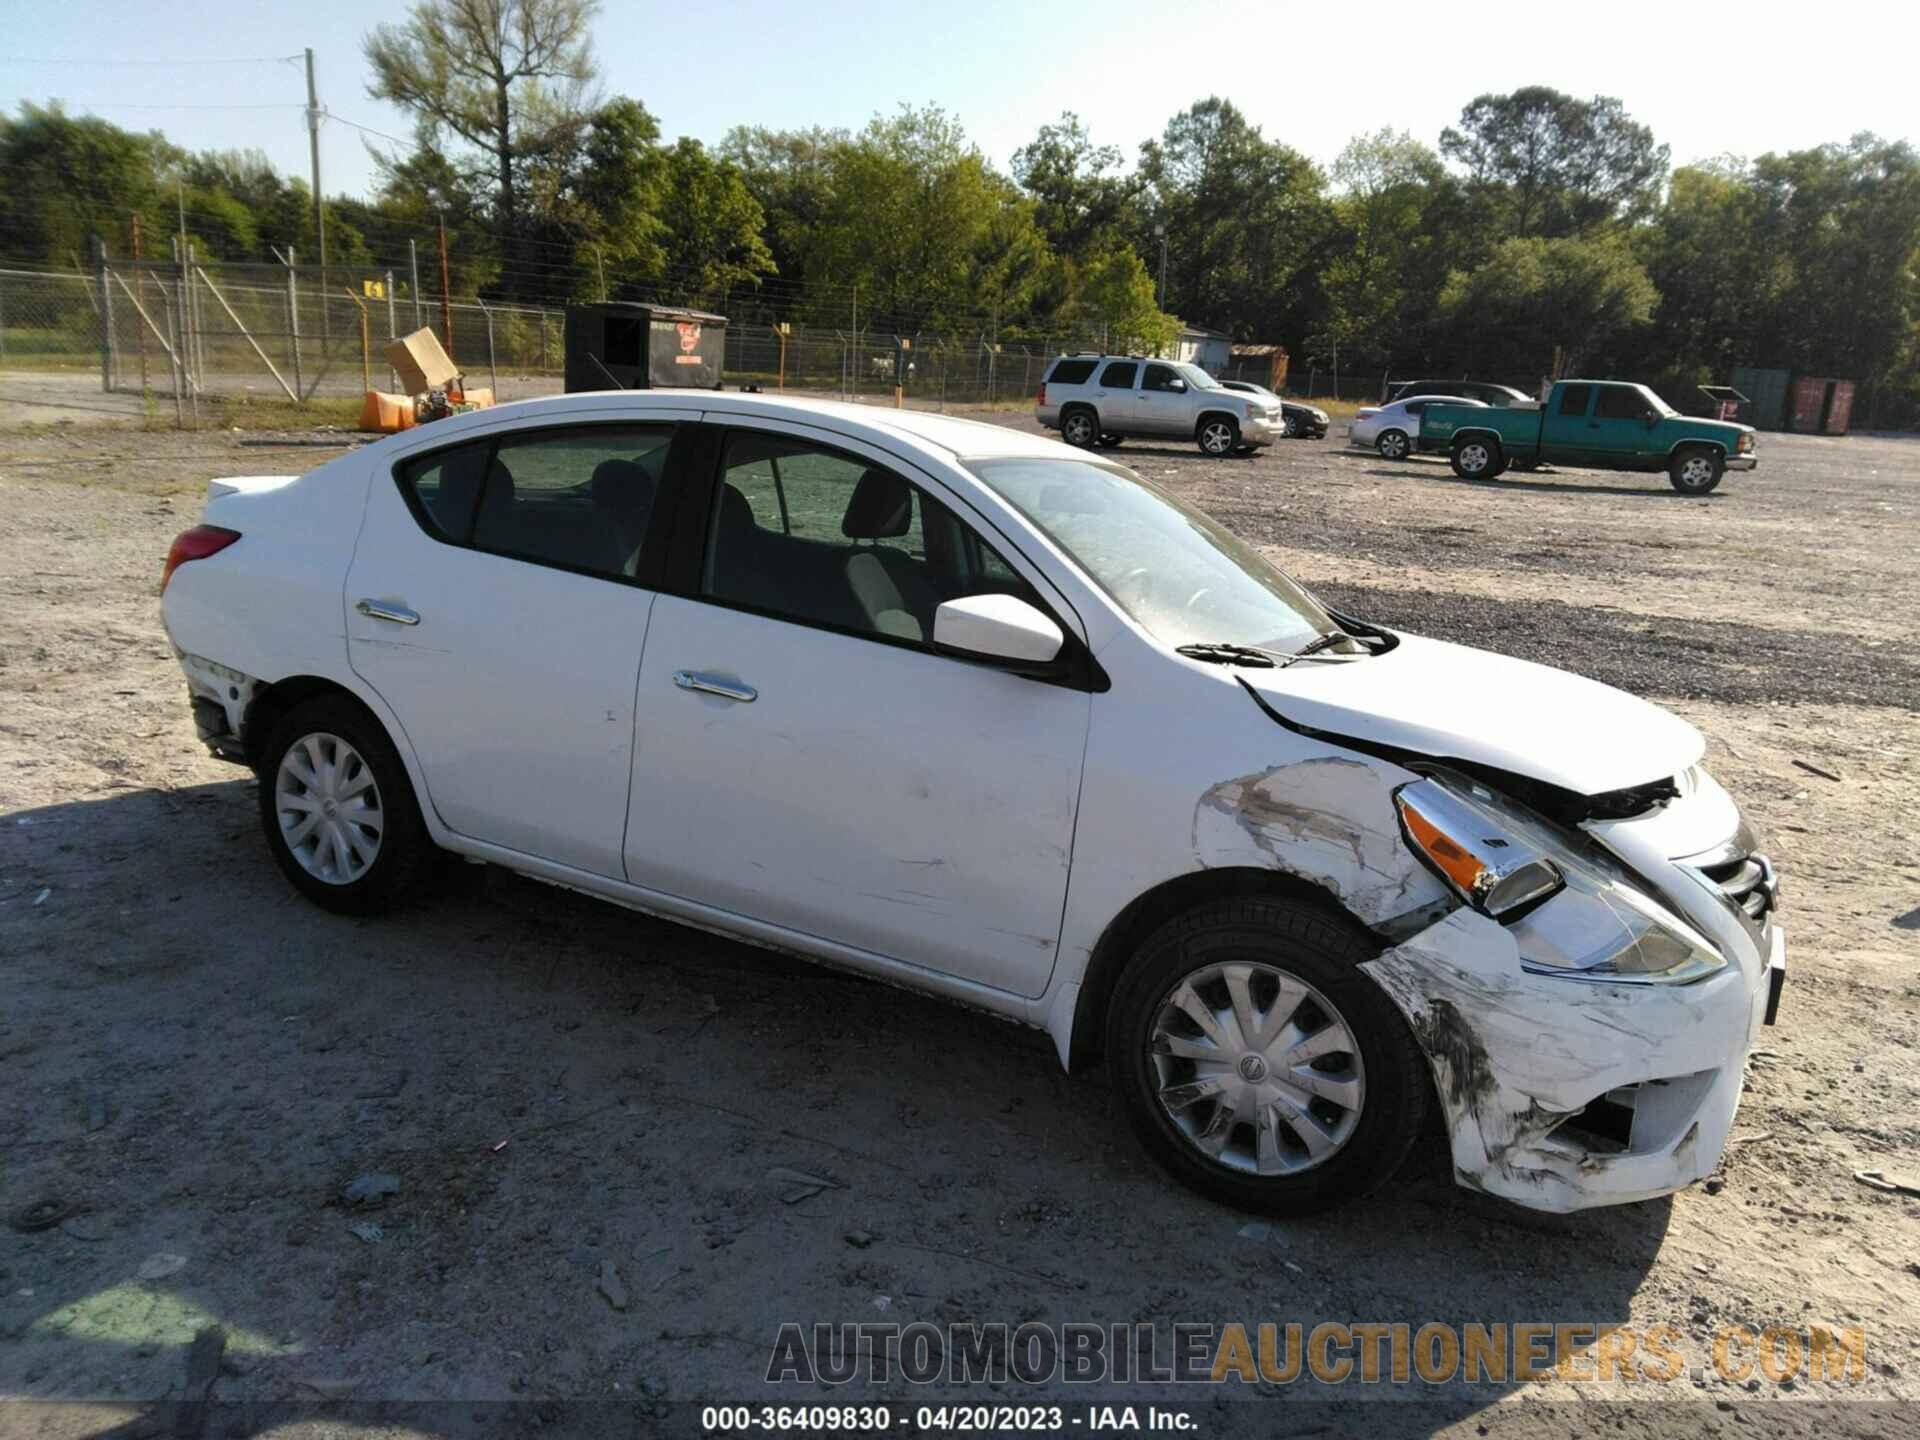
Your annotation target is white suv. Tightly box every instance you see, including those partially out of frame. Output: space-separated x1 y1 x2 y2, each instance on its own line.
1036 354 1284 456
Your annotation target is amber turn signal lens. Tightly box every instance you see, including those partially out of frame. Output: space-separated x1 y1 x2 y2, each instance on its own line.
1399 797 1488 896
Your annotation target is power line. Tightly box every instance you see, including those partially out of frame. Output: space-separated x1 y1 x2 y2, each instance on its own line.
0 54 303 66
27 102 302 112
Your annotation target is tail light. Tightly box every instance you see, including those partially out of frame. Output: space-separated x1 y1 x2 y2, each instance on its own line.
1036 383 1047 406
161 525 241 594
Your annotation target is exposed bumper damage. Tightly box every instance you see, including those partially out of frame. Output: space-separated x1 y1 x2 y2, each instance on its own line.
1363 908 1758 1212
175 649 261 765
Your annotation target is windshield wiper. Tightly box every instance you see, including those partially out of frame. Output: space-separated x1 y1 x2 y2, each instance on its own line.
1284 631 1352 664
1175 642 1281 668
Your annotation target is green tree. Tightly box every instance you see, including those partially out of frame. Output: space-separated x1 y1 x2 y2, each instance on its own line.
364 0 600 292
718 125 847 291
0 103 176 265
1441 87 1668 237
1317 129 1444 367
1439 233 1657 376
1011 112 1137 260
654 138 775 299
1138 98 1330 340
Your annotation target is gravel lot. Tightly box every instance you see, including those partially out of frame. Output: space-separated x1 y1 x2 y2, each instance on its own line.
1 411 1916 1439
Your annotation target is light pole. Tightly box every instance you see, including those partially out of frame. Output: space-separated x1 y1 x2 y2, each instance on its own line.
1154 224 1169 309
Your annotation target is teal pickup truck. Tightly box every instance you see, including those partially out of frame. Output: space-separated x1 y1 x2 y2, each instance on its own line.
1419 379 1759 494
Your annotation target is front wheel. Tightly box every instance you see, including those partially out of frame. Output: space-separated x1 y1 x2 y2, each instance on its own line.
1669 447 1725 494
1450 438 1504 480
1106 898 1429 1216
258 695 433 915
1096 432 1126 449
1376 429 1411 461
1279 412 1298 440
1197 416 1240 456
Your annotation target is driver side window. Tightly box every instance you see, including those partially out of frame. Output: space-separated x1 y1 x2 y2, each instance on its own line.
702 433 1044 647
1142 364 1181 392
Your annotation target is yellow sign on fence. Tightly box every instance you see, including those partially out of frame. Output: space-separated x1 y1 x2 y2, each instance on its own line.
362 279 386 299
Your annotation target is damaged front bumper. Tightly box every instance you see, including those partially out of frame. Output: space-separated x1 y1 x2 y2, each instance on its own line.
1365 906 1776 1211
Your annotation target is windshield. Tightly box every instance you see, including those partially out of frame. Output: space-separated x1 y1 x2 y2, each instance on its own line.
1175 363 1222 391
966 457 1337 652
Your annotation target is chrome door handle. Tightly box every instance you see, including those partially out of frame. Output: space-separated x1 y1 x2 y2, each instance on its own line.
355 598 420 626
674 671 756 703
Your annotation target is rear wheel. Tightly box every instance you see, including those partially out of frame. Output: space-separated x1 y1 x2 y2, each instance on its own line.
1279 412 1298 439
1198 416 1240 456
258 695 432 915
1060 408 1099 448
1451 437 1504 480
1669 446 1725 495
1376 429 1411 461
1107 898 1428 1215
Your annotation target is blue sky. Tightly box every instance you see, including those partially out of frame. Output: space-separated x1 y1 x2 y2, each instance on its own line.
3 0 1911 200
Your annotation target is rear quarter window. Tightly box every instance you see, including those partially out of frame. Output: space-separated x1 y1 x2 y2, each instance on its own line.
1046 359 1097 386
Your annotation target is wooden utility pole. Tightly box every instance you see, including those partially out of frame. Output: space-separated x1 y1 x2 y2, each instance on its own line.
305 49 328 340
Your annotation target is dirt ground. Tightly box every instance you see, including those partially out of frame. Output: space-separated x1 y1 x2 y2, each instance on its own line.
1 409 1916 1439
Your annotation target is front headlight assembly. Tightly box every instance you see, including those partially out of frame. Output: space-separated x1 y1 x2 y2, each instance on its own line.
1395 775 1726 985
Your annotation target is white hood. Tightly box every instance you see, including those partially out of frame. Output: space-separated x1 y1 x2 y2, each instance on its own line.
1245 632 1704 796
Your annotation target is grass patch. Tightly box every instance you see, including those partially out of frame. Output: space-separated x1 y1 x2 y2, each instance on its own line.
142 393 365 433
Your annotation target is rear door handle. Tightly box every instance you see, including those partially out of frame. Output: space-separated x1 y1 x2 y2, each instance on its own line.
355 598 420 626
674 671 756 703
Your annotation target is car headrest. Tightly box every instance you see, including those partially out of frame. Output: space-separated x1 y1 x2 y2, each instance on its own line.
590 458 654 518
714 483 758 537
435 447 512 536
841 468 912 539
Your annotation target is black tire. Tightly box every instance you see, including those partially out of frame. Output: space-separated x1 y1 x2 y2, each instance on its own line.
1060 408 1100 449
257 694 433 915
1450 436 1503 480
1096 432 1126 448
1376 429 1411 461
1197 415 1240 456
1106 897 1429 1216
1668 446 1725 495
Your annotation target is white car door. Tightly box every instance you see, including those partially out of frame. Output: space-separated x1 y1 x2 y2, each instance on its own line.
1134 361 1193 435
622 422 1092 998
345 413 697 878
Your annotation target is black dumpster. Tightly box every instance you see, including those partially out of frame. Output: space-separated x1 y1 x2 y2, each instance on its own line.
564 303 727 392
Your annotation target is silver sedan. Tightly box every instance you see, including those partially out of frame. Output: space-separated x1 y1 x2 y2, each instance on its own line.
1349 395 1486 461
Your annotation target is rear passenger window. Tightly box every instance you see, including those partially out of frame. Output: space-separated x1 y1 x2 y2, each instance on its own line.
395 424 674 579
1099 361 1138 389
703 432 1043 647
1047 359 1097 385
1557 384 1594 418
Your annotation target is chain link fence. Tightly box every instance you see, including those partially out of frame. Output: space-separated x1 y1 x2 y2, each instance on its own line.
2 257 1160 422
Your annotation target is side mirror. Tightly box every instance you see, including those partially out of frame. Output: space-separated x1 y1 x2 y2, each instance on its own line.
1167 378 1187 392
1643 410 1660 426
933 594 1064 669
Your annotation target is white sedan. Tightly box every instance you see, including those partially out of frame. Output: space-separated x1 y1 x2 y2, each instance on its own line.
160 392 1783 1216
1349 395 1486 460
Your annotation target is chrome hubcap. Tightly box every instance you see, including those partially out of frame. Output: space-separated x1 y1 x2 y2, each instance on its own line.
1682 457 1712 485
275 732 383 885
1202 423 1232 452
1065 415 1093 444
1461 443 1489 472
1383 433 1406 456
1149 961 1366 1176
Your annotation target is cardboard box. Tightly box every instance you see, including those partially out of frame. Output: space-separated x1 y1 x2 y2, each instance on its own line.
382 327 459 395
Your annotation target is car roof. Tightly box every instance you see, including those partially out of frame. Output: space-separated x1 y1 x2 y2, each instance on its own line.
1392 394 1488 407
416 388 1072 463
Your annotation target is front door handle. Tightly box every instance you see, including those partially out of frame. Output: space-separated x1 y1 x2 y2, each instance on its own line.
674 670 757 704
356 598 420 626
